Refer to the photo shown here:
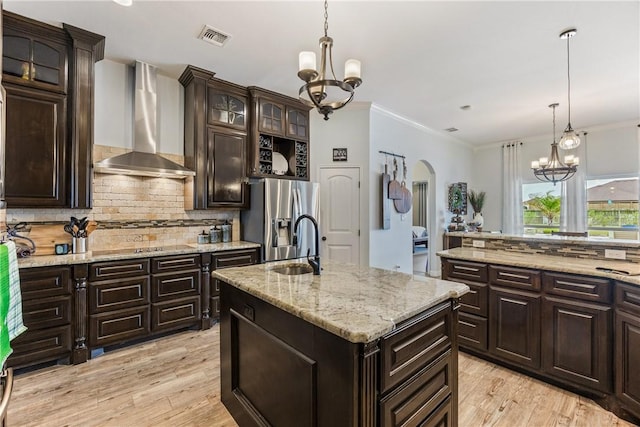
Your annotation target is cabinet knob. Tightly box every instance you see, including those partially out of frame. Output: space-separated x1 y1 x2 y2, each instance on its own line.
322 236 327 241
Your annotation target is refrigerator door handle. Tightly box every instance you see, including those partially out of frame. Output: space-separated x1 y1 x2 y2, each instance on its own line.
292 187 301 253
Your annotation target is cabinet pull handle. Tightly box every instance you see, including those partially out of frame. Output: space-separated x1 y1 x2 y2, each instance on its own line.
499 272 530 280
454 265 479 272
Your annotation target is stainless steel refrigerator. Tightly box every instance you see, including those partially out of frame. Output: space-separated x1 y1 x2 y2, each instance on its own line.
241 178 320 262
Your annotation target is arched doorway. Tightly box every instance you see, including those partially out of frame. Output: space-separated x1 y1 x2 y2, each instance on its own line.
411 160 436 275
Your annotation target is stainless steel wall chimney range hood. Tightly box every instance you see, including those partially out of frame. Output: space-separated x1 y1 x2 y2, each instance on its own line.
93 61 195 179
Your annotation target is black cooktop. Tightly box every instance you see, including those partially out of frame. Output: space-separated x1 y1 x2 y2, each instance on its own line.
91 245 194 257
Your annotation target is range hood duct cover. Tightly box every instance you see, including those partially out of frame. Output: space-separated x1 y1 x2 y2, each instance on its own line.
93 61 195 178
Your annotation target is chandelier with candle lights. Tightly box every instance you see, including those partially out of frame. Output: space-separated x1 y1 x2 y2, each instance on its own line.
531 103 579 185
297 0 362 120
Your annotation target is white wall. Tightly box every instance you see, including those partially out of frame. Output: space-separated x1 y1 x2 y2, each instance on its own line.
309 103 474 274
369 105 473 274
94 59 184 155
472 121 639 232
309 104 371 266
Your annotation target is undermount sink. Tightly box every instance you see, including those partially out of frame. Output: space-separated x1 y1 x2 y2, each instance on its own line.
270 263 314 275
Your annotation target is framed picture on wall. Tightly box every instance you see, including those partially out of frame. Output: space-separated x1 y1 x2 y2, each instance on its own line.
333 148 348 162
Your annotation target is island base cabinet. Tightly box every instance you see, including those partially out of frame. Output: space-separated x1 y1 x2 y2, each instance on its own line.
379 351 453 427
220 282 459 427
615 309 640 419
541 296 612 393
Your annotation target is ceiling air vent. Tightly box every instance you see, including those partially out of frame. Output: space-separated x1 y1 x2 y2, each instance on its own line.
445 127 459 132
198 25 231 47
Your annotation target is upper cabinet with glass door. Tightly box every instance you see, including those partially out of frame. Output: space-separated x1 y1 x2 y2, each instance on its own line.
207 80 247 130
3 27 68 93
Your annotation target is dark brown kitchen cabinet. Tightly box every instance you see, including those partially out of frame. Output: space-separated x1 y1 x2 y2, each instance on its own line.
207 127 248 208
88 259 151 348
541 295 612 392
4 85 67 207
2 11 104 208
489 286 541 369
441 258 488 351
8 266 73 369
441 255 640 424
248 86 310 180
180 65 248 209
207 80 247 130
2 27 67 92
151 254 201 332
210 248 260 321
615 282 640 421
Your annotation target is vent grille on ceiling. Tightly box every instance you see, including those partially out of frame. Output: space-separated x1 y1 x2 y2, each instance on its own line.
198 25 231 47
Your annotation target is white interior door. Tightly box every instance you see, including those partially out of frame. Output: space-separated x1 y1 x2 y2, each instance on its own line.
319 167 360 264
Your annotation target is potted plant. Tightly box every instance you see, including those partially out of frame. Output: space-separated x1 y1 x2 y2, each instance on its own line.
468 190 486 230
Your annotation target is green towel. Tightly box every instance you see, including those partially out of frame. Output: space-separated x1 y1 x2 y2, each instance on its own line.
6 241 27 341
0 243 12 366
0 241 27 367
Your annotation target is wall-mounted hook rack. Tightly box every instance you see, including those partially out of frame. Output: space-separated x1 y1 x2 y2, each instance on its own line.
378 150 405 159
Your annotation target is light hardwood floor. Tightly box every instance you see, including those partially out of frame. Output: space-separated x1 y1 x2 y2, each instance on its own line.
8 326 636 427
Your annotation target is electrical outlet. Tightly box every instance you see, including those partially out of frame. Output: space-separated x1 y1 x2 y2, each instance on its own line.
605 249 626 260
472 240 486 248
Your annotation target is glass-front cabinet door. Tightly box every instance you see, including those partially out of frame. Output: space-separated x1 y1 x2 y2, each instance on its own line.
207 85 247 130
2 29 68 93
258 99 284 136
285 107 309 141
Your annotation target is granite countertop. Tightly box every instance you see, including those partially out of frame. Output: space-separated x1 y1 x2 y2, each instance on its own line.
17 241 261 269
212 259 469 344
445 231 640 248
438 247 640 286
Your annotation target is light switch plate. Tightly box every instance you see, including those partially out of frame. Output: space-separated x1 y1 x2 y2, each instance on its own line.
605 249 626 260
472 240 486 248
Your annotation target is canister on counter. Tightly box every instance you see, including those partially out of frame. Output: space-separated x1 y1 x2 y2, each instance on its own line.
197 230 209 244
221 221 231 243
210 226 222 243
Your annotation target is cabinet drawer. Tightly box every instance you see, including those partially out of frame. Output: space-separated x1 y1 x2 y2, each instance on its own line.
89 306 150 348
152 296 201 332
543 272 612 303
442 259 487 283
379 351 452 427
615 282 640 317
380 302 452 395
458 312 488 351
490 265 541 291
152 270 200 302
213 249 259 269
89 276 150 314
459 281 488 316
19 266 71 299
8 325 72 368
90 259 150 280
22 296 71 330
151 254 200 273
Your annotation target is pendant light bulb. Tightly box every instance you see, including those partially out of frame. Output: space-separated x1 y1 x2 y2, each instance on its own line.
558 28 580 150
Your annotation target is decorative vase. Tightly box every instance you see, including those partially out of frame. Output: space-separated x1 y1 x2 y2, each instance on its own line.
473 212 484 228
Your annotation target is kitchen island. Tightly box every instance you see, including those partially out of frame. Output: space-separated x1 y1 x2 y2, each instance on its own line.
212 260 469 427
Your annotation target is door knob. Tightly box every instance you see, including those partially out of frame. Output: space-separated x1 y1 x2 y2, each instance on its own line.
322 236 327 241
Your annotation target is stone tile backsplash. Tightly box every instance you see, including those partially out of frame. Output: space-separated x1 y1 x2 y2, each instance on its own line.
6 145 241 253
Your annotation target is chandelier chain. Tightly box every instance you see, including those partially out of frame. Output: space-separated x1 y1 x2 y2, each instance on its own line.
324 0 328 37
566 35 571 125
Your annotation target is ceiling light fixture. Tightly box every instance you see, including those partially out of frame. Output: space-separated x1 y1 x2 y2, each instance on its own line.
558 28 580 150
113 0 132 6
531 103 579 185
297 0 362 120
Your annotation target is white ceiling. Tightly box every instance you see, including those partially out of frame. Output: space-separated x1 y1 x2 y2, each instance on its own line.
5 0 639 146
